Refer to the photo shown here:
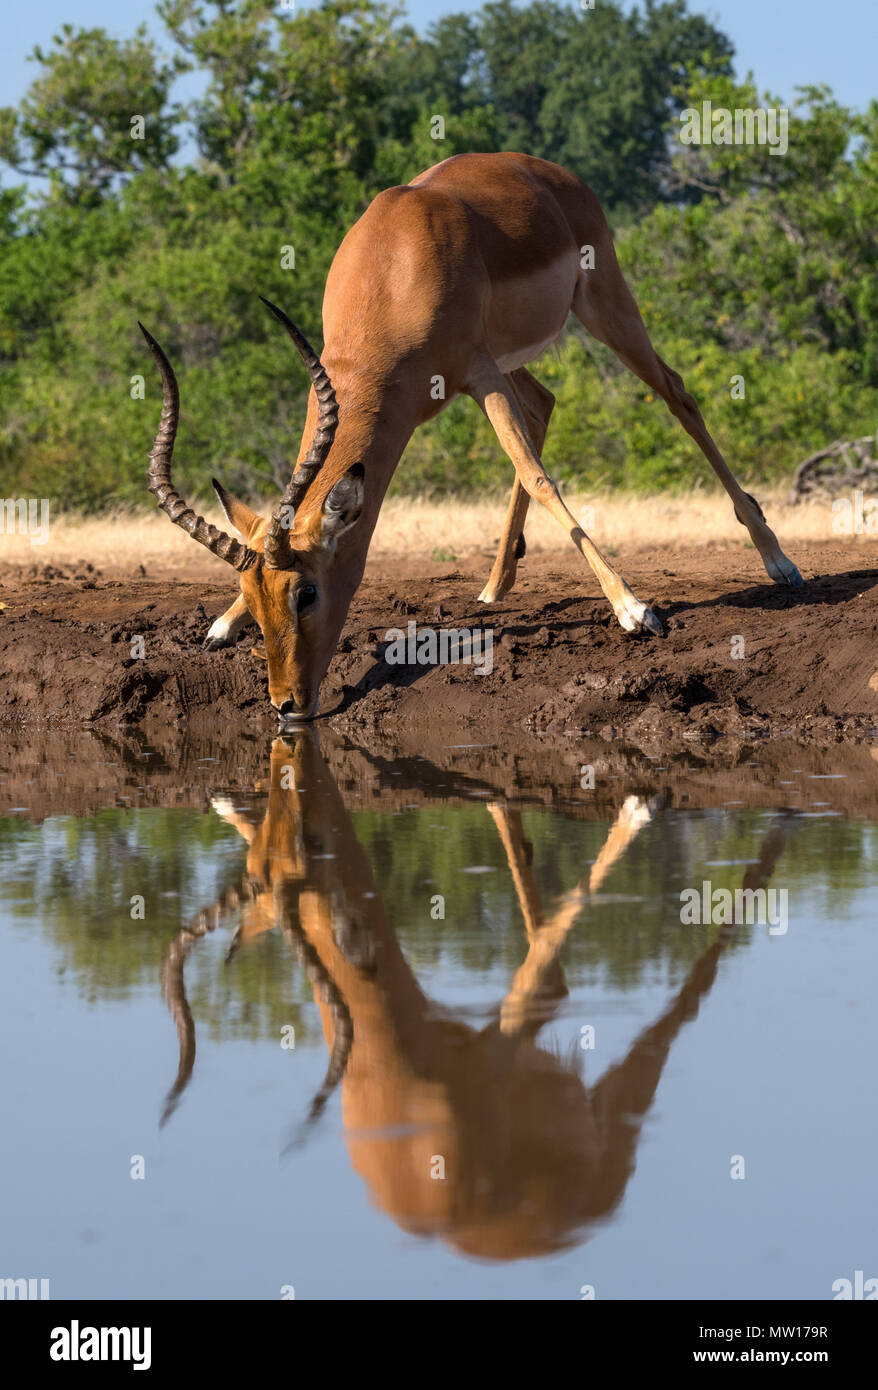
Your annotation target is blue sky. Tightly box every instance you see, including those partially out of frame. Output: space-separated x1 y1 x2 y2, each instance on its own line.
2 0 875 112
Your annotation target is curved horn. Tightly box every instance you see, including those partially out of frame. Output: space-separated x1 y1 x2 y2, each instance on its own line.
259 297 339 570
139 323 258 572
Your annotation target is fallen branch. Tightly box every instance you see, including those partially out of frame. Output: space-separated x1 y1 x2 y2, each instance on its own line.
787 431 878 502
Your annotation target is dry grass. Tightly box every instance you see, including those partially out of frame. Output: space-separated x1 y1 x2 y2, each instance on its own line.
0 489 849 576
372 490 840 557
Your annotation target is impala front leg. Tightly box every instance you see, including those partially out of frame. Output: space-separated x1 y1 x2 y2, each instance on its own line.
496 793 660 1034
203 592 253 650
467 357 663 636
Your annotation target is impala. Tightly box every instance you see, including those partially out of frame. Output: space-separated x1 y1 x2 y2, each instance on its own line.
141 151 803 721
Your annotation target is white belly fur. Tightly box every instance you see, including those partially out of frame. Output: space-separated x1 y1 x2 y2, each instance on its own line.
494 330 564 374
486 252 579 374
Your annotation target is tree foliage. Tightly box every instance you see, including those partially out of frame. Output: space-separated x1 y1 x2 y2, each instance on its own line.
0 1 874 510
0 24 185 203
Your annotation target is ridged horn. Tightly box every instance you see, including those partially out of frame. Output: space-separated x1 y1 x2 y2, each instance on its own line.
139 323 258 572
259 297 339 570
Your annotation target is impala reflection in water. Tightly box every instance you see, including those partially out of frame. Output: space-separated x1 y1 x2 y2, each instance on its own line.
4 730 877 1298
160 732 789 1261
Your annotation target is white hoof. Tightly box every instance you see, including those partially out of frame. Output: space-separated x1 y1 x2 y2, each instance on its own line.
478 579 509 603
619 795 654 831
203 615 232 650
763 553 804 588
614 594 663 636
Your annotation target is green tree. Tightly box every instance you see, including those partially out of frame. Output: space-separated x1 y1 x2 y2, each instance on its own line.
0 24 185 204
414 0 735 214
0 1 874 509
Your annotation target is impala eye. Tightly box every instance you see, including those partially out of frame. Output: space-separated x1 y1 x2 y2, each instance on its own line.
296 584 317 613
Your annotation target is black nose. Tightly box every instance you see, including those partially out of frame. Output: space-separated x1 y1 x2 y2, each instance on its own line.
278 700 297 717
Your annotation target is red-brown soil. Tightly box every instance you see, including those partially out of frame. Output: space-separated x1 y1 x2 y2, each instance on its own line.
1 542 877 750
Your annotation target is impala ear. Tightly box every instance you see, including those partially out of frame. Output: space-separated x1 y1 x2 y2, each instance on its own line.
320 463 364 546
212 479 264 542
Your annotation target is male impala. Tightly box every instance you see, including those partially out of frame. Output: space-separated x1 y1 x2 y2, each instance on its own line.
141 151 803 721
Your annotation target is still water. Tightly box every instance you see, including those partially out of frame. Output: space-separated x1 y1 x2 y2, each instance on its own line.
1 730 876 1300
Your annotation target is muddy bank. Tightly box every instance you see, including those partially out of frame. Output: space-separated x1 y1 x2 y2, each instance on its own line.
1 542 877 746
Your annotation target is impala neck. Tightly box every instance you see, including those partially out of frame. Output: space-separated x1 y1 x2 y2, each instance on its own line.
301 369 418 574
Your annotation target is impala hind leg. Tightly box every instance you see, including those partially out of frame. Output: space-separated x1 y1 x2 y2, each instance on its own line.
479 368 554 603
203 591 253 650
572 267 802 587
467 356 662 635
